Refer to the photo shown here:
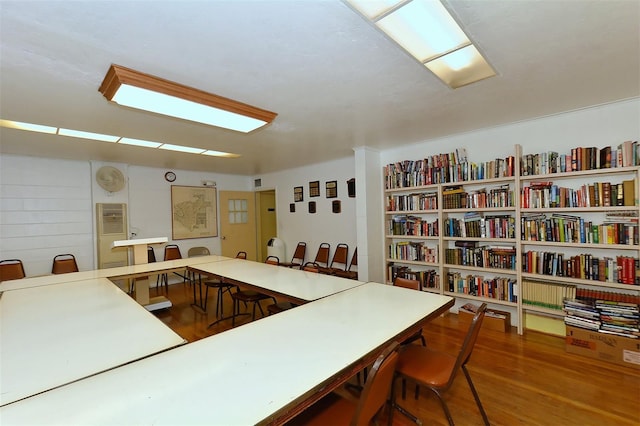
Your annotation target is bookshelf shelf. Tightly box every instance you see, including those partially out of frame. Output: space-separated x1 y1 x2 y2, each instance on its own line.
383 143 639 335
387 235 439 241
387 258 439 267
443 291 518 307
521 240 638 250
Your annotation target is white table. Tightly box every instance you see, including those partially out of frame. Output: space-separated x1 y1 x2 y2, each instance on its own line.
191 258 364 304
0 278 186 407
0 255 232 292
0 282 453 424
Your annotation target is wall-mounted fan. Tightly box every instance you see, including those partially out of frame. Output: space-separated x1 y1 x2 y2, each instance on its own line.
96 166 125 192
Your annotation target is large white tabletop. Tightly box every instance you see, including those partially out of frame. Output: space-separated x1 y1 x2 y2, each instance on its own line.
0 255 232 292
0 278 186 406
0 282 453 424
191 258 364 303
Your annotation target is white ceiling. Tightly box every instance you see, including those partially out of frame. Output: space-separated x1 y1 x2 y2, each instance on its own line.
1 1 638 176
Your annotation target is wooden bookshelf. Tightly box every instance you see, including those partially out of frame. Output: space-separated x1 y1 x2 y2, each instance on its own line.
383 143 640 335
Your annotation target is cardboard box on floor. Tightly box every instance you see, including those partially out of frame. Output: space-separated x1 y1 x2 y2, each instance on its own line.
566 325 640 370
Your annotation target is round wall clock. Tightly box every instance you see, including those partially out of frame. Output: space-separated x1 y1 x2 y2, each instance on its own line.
164 171 176 182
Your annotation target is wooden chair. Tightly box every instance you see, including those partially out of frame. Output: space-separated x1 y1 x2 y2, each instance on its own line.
293 341 400 426
335 247 358 280
312 243 331 269
230 256 277 326
302 261 320 273
280 242 306 269
51 254 79 274
202 249 238 316
318 243 349 275
0 259 26 282
157 244 186 293
392 303 489 426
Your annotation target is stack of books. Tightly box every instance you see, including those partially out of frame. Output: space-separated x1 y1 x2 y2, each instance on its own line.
596 300 639 338
563 299 601 330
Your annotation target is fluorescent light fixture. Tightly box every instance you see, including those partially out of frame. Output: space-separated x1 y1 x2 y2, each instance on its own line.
159 143 206 154
118 137 163 148
99 64 277 133
58 128 120 142
0 119 57 134
345 0 496 88
0 119 241 158
202 150 241 158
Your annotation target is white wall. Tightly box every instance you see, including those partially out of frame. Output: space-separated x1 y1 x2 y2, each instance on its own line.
256 156 357 266
381 98 639 166
0 154 251 277
0 156 93 276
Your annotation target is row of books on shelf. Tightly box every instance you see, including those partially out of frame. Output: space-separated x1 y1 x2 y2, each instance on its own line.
522 251 639 285
444 243 517 270
522 282 639 311
386 192 438 212
388 242 438 263
383 150 517 189
446 272 517 302
444 213 516 239
520 141 639 176
442 185 515 209
387 215 439 237
521 279 576 310
521 179 637 209
563 298 639 338
387 264 440 290
520 212 639 245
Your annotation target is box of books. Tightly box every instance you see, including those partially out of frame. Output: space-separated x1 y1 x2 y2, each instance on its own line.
459 303 511 333
566 326 640 370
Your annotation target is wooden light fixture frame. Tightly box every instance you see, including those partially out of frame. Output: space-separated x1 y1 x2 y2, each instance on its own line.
98 64 277 124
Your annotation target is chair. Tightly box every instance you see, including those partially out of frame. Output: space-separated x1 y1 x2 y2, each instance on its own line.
293 341 400 426
207 252 248 327
392 303 489 426
280 242 306 269
335 247 358 280
394 277 426 346
312 243 331 268
267 259 318 315
318 243 349 275
157 244 185 293
230 256 277 326
0 259 26 282
51 254 79 274
187 246 210 257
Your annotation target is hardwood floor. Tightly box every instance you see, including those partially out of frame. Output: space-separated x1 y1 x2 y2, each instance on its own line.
150 283 640 426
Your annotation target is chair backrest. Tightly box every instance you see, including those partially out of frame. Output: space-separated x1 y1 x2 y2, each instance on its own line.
393 276 420 291
329 243 349 270
51 254 79 274
265 255 279 265
164 244 182 261
314 243 331 267
0 259 26 281
450 303 487 387
291 242 306 264
351 341 400 426
302 262 319 273
147 246 157 263
188 246 210 257
236 251 247 259
348 247 358 270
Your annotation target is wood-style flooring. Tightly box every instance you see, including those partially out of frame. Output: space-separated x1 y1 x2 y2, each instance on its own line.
150 282 640 426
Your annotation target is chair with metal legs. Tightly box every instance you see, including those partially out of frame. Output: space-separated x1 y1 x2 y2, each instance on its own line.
229 256 278 326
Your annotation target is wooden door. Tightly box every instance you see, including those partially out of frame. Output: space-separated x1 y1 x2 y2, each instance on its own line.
219 191 257 260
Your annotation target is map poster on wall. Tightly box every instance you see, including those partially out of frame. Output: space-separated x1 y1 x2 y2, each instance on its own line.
171 185 217 239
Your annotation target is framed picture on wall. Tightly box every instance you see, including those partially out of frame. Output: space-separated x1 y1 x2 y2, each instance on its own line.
171 185 217 239
308 201 316 214
332 200 341 213
290 203 295 213
294 186 304 202
309 180 320 197
326 180 337 198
